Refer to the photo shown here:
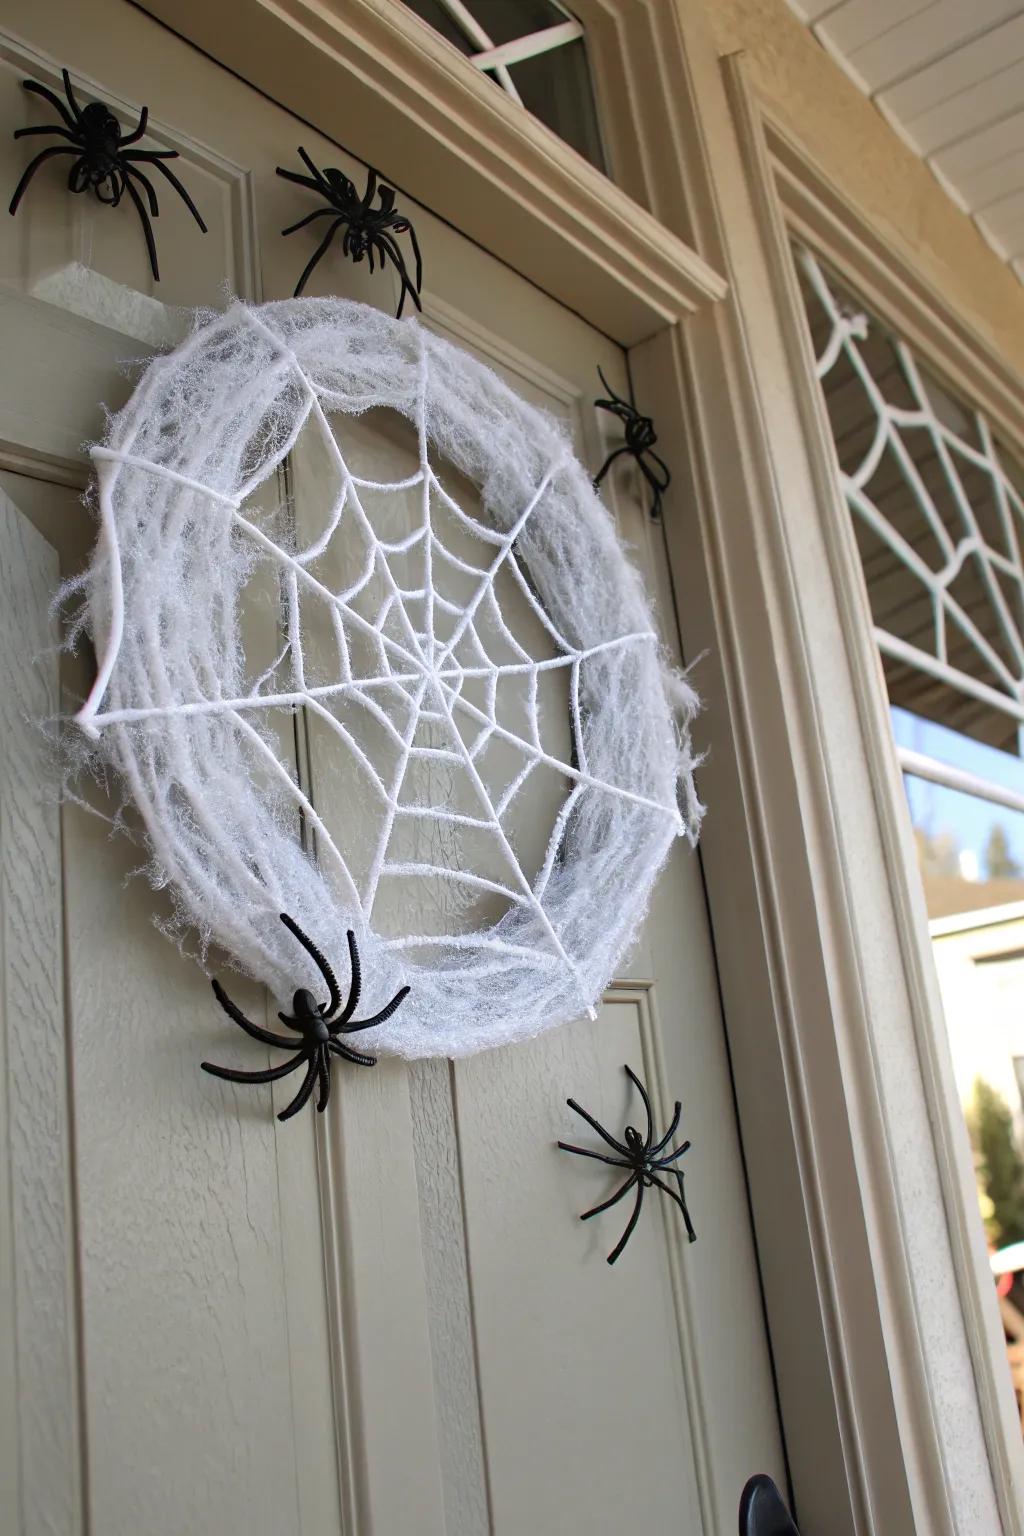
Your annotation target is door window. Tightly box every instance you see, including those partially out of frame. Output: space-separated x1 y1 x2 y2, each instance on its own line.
399 0 606 169
796 242 1024 1429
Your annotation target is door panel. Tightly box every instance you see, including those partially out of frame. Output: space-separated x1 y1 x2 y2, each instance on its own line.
456 997 702 1535
0 2 786 1532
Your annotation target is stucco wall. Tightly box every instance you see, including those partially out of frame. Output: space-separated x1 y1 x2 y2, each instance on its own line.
707 0 1024 383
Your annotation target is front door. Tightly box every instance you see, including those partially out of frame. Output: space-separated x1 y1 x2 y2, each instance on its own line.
0 4 786 1532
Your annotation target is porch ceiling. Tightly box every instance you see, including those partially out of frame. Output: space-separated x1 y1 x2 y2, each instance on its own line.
788 2 1024 282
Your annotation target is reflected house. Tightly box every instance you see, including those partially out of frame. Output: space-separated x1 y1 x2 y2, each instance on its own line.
929 895 1024 1143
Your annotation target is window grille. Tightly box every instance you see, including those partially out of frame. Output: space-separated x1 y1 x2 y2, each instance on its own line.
400 0 605 171
796 244 1024 764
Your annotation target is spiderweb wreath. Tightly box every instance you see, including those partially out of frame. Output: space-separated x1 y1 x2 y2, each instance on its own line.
72 298 702 1058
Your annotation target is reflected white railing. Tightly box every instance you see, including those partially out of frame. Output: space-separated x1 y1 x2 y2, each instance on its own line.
897 747 1024 818
798 245 1024 751
429 1 584 105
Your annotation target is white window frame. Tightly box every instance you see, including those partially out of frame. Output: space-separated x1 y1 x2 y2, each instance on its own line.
722 51 1024 1532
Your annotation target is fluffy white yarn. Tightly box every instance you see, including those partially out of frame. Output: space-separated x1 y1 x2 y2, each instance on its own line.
73 298 701 1057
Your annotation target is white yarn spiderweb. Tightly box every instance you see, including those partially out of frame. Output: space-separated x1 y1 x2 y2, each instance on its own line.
73 298 701 1057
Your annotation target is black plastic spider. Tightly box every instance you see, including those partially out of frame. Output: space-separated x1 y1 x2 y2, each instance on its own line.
276 148 422 316
593 366 672 520
558 1063 696 1265
201 913 410 1122
8 68 207 281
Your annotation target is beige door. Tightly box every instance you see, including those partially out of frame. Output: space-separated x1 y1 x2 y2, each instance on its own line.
0 4 785 1533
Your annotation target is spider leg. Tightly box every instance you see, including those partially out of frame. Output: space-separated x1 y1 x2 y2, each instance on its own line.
22 78 78 132
331 929 361 1026
594 396 636 426
404 220 423 295
121 172 160 280
596 366 632 412
291 216 346 297
607 1180 645 1265
647 1171 697 1243
281 206 339 237
361 167 379 210
556 1141 631 1169
279 913 342 1019
579 1170 639 1222
211 979 299 1049
315 1046 331 1113
344 983 409 1033
60 69 84 122
565 1097 631 1157
125 154 207 232
275 166 327 197
327 1038 377 1069
13 124 78 142
624 1064 654 1151
8 145 78 214
201 1048 308 1086
123 161 158 216
297 145 331 192
118 105 149 147
592 444 633 489
650 1136 691 1169
377 231 421 317
643 448 671 488
648 1101 682 1158
278 1057 318 1121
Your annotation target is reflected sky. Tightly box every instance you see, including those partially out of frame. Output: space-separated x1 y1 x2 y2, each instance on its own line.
892 706 1024 875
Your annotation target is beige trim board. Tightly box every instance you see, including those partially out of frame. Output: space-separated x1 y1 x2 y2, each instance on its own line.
136 0 726 345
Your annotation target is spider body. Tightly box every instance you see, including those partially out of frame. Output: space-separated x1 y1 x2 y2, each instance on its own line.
593 367 671 520
202 913 410 1122
277 148 422 316
9 68 207 280
558 1063 696 1265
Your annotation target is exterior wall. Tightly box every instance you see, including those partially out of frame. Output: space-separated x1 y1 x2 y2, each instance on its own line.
707 0 1024 380
931 906 1024 1142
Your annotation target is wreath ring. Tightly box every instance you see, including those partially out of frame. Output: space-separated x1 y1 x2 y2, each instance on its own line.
73 299 700 1058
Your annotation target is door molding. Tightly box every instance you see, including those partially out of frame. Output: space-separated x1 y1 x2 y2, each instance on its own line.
136 0 726 344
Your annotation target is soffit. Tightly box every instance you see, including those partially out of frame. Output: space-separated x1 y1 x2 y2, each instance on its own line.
788 2 1024 282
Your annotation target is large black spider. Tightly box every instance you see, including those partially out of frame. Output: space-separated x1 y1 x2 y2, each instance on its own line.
276 148 422 316
8 69 207 282
202 913 410 1122
558 1063 696 1265
593 366 671 520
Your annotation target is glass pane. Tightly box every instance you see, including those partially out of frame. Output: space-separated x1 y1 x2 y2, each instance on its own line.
507 37 605 169
402 0 475 53
795 244 1024 761
904 772 1024 1314
460 0 569 43
398 1 606 173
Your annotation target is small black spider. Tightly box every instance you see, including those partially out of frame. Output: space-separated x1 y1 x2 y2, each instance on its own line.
202 913 410 1122
276 148 422 316
593 366 671 520
8 68 207 281
558 1063 696 1265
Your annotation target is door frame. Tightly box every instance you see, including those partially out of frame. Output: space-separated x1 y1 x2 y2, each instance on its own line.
40 0 1017 1528
715 48 1024 1536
